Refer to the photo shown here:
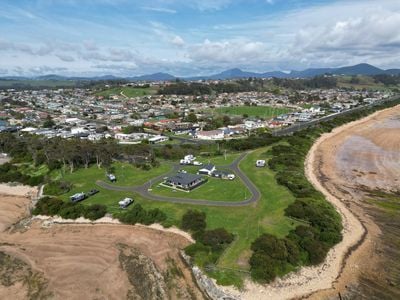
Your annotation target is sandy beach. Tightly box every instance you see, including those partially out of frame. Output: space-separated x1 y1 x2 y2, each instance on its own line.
223 105 400 300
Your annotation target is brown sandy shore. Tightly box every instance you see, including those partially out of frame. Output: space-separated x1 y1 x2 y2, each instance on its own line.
0 185 203 299
223 104 400 299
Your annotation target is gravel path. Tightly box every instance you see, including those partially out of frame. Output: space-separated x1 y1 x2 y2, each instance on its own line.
96 152 261 207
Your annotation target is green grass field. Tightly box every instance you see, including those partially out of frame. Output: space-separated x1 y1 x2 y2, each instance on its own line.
214 106 292 118
46 147 300 286
53 162 171 212
96 86 157 98
199 153 242 166
151 174 249 202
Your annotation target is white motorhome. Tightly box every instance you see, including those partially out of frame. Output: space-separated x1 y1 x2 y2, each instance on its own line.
256 160 266 167
119 197 134 209
70 192 86 203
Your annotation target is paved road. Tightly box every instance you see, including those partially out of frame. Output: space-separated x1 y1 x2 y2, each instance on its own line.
273 96 400 136
96 152 261 207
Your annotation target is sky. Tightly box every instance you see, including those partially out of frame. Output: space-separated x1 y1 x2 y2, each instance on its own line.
1 0 400 77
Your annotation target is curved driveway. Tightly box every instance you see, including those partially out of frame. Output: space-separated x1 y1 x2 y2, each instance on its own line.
96 152 261 207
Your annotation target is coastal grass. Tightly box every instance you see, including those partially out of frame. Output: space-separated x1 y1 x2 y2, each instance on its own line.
214 105 292 118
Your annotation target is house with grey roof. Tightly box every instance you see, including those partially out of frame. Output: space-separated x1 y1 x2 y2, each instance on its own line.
165 173 206 191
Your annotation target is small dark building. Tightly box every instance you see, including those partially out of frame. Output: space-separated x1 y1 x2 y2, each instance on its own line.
165 173 205 191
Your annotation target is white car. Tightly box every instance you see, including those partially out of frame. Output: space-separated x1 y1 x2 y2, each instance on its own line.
193 161 202 166
227 174 236 180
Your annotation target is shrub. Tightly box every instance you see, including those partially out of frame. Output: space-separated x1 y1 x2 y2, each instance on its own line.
181 210 206 232
117 204 167 225
32 197 65 216
83 204 107 220
44 180 71 196
58 203 85 219
201 228 234 250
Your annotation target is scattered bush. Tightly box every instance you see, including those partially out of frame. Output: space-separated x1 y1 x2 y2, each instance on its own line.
117 204 166 225
44 180 71 196
33 197 107 221
181 210 206 232
83 204 107 220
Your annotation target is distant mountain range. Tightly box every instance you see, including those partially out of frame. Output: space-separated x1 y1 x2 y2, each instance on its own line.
1 63 400 82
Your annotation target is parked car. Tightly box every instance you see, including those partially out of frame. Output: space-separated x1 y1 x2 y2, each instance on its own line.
119 197 134 209
227 174 236 180
193 161 202 166
70 192 86 203
256 160 266 167
107 173 116 182
87 189 99 196
178 169 187 173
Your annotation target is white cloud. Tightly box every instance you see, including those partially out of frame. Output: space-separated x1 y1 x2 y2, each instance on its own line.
142 6 177 14
188 39 269 69
171 35 185 47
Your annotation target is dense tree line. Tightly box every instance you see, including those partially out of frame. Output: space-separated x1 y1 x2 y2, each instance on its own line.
158 78 266 95
117 203 166 225
373 74 400 86
33 197 107 220
273 76 337 90
0 133 157 175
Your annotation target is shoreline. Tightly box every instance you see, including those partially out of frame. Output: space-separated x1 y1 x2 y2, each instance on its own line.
222 105 399 299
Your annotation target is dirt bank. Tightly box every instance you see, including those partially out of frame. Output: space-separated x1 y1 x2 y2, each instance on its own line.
0 192 203 299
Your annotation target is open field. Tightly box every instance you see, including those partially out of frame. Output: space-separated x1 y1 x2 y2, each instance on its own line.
96 86 157 98
336 76 393 91
214 105 292 118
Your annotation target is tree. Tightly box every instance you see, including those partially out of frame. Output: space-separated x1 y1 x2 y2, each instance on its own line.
201 228 234 250
185 112 198 123
181 210 206 232
43 115 55 128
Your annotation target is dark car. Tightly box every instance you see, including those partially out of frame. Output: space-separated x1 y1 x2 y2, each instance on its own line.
87 189 99 196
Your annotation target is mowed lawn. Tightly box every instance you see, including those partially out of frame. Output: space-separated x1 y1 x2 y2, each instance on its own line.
214 105 292 118
53 162 172 212
199 153 242 166
96 86 157 98
48 148 300 286
150 174 250 202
